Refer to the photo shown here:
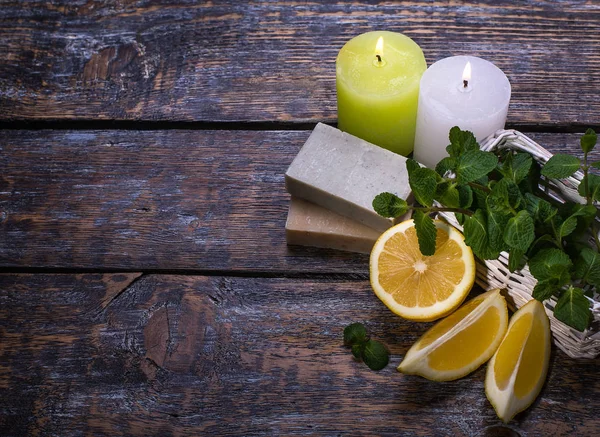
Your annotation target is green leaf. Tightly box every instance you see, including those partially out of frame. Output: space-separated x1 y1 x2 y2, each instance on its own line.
554 287 591 332
500 152 533 184
343 323 367 347
456 150 498 184
508 248 525 272
532 279 556 301
591 161 600 170
457 185 473 208
351 343 364 359
524 193 557 226
520 159 542 195
525 193 557 224
464 209 498 260
528 248 572 282
447 127 478 158
529 234 557 255
372 192 409 218
541 154 581 179
436 182 460 208
406 158 421 176
409 167 438 207
504 210 535 251
362 339 389 371
435 157 457 177
573 247 600 287
489 178 523 212
487 207 511 253
578 173 600 201
413 210 437 256
580 128 598 153
558 216 578 239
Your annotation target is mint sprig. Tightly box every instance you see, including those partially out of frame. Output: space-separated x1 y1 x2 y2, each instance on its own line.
343 323 389 371
372 127 600 331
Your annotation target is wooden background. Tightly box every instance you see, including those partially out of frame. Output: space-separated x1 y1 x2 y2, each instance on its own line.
1 1 600 436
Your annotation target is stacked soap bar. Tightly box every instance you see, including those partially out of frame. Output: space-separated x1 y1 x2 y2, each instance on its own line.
284 123 412 253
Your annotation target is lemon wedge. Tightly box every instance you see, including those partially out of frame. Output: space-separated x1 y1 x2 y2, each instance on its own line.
485 298 551 422
398 289 508 381
370 219 476 321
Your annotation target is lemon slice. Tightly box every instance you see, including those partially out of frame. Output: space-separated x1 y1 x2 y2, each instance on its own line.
397 289 508 381
485 299 551 423
369 219 476 321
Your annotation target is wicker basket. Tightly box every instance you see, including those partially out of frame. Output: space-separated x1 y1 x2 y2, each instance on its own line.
439 129 600 359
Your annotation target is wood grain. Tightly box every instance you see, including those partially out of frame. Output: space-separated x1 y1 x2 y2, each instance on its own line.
2 129 598 273
1 1 599 127
1 273 598 436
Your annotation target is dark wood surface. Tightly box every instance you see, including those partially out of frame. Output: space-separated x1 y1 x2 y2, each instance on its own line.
1 1 600 129
1 1 600 436
2 130 598 274
1 274 599 437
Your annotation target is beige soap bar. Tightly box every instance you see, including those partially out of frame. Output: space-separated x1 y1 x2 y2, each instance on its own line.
286 197 381 254
285 123 411 232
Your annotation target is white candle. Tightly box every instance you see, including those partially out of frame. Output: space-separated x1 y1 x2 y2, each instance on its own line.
413 56 511 168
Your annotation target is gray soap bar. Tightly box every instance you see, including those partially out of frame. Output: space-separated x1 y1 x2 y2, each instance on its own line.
285 123 412 231
286 197 382 254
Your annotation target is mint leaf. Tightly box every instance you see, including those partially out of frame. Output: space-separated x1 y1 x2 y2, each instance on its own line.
525 193 551 222
362 340 389 371
591 161 600 170
344 324 389 371
413 210 437 256
580 128 597 153
458 185 473 208
464 209 498 260
456 150 498 184
490 178 523 212
500 152 532 184
409 167 438 207
373 192 409 218
406 158 421 176
525 193 557 224
573 247 600 287
508 248 525 272
532 279 556 301
578 173 600 201
504 210 535 251
558 216 578 239
344 323 367 347
436 182 460 208
487 208 511 253
435 157 457 177
528 248 572 282
351 343 364 359
554 287 591 332
541 154 581 179
447 127 478 158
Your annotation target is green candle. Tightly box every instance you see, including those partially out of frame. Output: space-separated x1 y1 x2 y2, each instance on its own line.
336 31 426 156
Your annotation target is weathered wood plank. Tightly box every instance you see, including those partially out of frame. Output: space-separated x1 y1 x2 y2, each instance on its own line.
1 1 599 126
1 129 598 272
0 274 598 436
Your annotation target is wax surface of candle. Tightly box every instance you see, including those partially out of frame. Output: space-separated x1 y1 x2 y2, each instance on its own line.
336 31 426 156
413 56 511 168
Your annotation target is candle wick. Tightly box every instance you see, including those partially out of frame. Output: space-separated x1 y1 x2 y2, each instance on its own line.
463 79 469 88
376 54 382 63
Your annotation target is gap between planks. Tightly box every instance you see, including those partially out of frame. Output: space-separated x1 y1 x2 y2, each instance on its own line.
0 119 598 134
